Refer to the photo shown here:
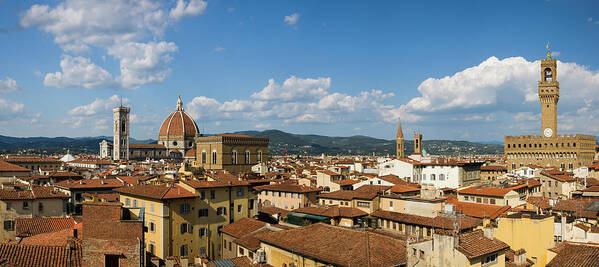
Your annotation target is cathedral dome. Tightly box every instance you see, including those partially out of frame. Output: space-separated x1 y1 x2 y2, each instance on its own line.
158 95 199 139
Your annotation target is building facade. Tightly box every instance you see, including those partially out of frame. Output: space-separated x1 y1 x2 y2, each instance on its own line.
194 134 269 173
505 48 596 172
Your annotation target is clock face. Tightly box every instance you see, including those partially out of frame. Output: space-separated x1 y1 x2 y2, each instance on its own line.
544 128 553 137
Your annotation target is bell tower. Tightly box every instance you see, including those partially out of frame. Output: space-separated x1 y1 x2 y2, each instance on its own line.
539 43 559 138
413 133 423 155
113 101 130 161
396 118 404 158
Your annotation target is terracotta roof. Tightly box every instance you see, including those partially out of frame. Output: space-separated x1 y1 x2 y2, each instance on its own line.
0 160 31 172
455 230 509 259
67 158 111 165
55 178 124 189
234 228 272 251
541 171 577 182
319 185 391 200
446 201 511 219
128 143 166 149
182 179 248 188
19 223 82 246
552 199 598 218
158 109 198 138
378 174 403 184
526 196 551 210
481 165 507 171
184 148 195 158
48 171 81 178
0 243 82 267
15 217 76 237
256 223 406 267
254 183 321 193
583 186 599 192
332 179 360 186
317 170 341 176
292 206 368 218
0 186 69 200
114 184 196 200
258 206 290 217
371 210 481 230
390 184 421 194
546 243 599 267
219 218 266 238
3 158 60 163
458 185 519 197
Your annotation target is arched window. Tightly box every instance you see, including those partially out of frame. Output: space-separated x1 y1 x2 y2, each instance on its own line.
231 150 237 164
544 68 553 82
245 150 250 164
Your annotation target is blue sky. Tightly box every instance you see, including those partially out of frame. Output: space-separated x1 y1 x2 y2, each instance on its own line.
0 0 598 141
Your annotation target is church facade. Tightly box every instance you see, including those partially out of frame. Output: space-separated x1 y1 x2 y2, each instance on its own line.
504 47 596 171
100 95 198 161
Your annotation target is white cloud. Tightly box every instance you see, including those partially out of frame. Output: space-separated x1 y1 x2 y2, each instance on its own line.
251 76 331 101
170 0 207 20
284 13 299 26
0 77 21 94
551 51 560 57
255 123 270 129
68 95 128 116
21 0 204 89
0 99 25 120
213 46 226 52
44 55 114 89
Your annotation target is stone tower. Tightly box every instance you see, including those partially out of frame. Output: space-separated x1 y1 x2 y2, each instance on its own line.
414 133 423 155
539 43 559 138
113 103 130 161
396 119 404 158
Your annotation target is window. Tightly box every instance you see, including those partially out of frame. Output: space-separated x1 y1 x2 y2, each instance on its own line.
180 223 192 234
198 208 209 217
239 247 244 255
210 190 215 199
245 151 250 164
6 202 10 210
236 188 244 197
180 203 190 214
38 203 43 212
229 241 232 251
23 202 29 210
125 198 130 206
476 198 482 203
357 201 370 208
212 151 217 164
237 204 242 213
180 245 188 256
217 207 227 215
106 255 120 267
199 247 207 257
386 220 390 228
431 174 436 181
258 151 263 162
3 220 14 231
150 203 155 213
200 191 205 200
199 227 208 237
439 174 445 181
389 201 393 207
231 150 237 164
133 199 138 208
149 243 155 255
464 196 469 201
202 151 206 164
490 199 496 205
482 254 497 265
149 222 155 232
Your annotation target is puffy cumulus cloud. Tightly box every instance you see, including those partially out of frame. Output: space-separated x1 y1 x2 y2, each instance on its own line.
284 13 299 26
187 76 400 127
0 99 25 121
0 77 21 94
400 56 599 138
251 76 331 101
68 95 128 116
44 55 114 89
170 0 207 20
21 0 205 89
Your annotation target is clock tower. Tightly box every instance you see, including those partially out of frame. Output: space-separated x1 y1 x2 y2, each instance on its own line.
539 43 559 138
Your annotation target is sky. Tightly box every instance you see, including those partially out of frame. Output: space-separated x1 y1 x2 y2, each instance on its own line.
0 0 599 142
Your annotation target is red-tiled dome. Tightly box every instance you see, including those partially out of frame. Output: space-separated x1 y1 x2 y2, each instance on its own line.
158 96 199 138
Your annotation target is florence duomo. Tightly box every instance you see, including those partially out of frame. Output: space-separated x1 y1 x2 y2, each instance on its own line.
2 1 599 267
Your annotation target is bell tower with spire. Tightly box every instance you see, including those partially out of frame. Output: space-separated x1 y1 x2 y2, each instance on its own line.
539 43 559 138
396 119 404 158
112 99 130 161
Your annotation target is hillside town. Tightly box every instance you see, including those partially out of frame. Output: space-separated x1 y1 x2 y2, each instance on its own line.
0 49 599 267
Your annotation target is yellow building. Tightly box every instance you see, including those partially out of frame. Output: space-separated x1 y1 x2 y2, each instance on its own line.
116 180 257 261
194 134 269 173
493 211 554 267
505 47 596 172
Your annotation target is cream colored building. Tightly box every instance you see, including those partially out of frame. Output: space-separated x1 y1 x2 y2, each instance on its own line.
505 48 596 172
194 134 269 173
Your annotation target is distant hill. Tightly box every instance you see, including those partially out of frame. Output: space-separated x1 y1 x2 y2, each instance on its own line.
0 130 504 156
233 130 504 156
0 136 156 154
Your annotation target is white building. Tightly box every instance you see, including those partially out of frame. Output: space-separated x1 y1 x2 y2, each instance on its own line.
417 160 483 189
378 158 420 181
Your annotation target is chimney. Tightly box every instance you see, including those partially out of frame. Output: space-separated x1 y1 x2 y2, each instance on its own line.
514 249 526 265
483 224 494 239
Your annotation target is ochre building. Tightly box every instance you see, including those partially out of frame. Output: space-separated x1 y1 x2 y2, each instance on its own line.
194 134 269 173
504 47 596 172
